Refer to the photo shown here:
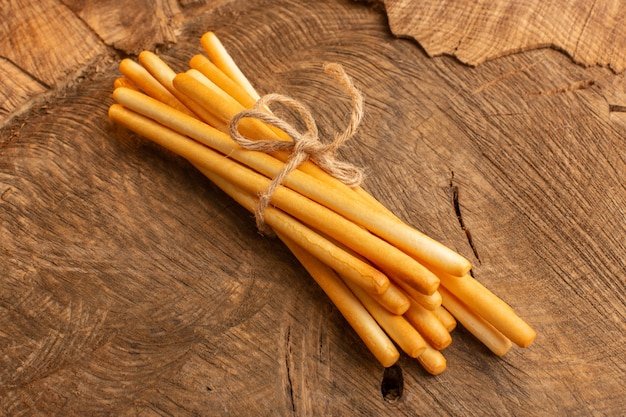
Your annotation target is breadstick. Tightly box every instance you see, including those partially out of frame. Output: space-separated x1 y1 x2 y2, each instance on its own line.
189 54 257 109
200 31 261 101
165 74 471 278
137 51 227 130
280 234 400 367
344 279 427 358
439 274 536 348
403 299 452 350
439 286 512 356
119 58 196 117
433 305 457 332
417 341 447 375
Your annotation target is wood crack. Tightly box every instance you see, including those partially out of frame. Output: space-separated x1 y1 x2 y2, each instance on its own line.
284 325 296 414
449 171 481 265
572 0 597 59
0 56 52 90
525 79 595 96
608 104 626 113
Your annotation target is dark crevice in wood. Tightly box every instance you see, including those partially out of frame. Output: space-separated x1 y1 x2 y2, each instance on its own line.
284 325 296 413
608 104 626 113
0 56 52 90
449 171 481 265
381 363 403 403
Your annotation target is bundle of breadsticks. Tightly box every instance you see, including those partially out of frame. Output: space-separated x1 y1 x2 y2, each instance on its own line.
108 32 535 375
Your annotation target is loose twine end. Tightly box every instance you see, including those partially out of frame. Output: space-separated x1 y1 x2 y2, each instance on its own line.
228 63 365 235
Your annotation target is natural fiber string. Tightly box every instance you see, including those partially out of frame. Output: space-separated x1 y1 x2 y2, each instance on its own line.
228 63 365 234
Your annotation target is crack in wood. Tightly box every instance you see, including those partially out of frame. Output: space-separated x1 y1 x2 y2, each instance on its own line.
608 104 626 113
449 172 481 265
472 60 542 95
0 56 52 91
526 79 595 96
284 325 296 413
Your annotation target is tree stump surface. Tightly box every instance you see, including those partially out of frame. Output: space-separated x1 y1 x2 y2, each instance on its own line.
378 0 626 72
1 1 625 416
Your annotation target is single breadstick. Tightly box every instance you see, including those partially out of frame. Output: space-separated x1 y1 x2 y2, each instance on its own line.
279 234 400 367
344 279 427 358
314 233 415 316
137 51 227 130
200 31 261 101
394 279 442 311
403 299 452 350
113 77 137 90
357 279 410 316
417 341 447 375
439 286 512 356
439 274 536 348
189 54 257 109
433 305 457 332
109 104 390 295
119 58 196 117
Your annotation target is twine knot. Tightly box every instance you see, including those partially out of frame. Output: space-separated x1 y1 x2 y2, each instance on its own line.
228 63 365 234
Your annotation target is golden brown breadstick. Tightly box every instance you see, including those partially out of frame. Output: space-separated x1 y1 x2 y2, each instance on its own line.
433 305 457 332
439 286 512 356
200 31 261 101
119 58 196 117
280 234 400 367
344 279 427 358
418 342 447 375
189 54 257 109
403 299 452 350
439 274 536 348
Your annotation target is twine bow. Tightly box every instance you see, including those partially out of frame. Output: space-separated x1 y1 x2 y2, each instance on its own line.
228 63 365 234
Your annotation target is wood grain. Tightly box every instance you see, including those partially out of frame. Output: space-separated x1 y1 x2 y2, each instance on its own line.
379 0 626 72
1 0 625 415
0 0 227 124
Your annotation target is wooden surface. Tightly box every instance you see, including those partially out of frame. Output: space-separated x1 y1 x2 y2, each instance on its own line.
1 0 625 415
378 0 626 72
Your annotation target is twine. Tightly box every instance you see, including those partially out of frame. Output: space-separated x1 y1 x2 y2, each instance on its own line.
228 63 365 234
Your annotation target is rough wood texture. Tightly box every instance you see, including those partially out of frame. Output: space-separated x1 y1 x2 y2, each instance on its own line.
1 0 625 415
380 0 626 72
